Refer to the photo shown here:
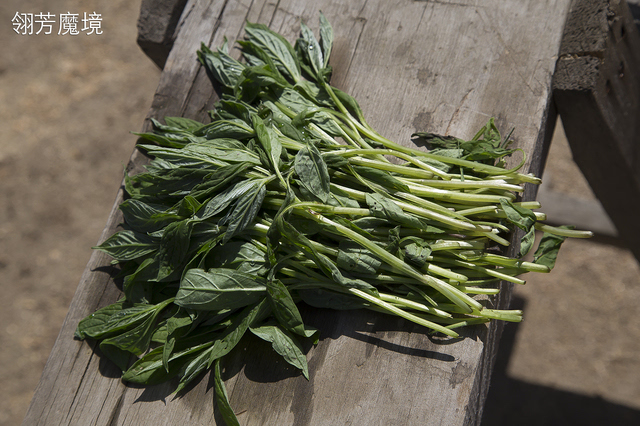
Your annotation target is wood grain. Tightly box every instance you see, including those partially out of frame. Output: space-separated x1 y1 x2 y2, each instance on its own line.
554 0 640 262
24 0 571 424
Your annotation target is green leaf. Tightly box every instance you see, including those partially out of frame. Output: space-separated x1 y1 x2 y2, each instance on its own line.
198 179 260 220
277 87 317 114
156 219 195 281
298 21 323 76
99 300 173 371
244 22 300 82
250 324 309 379
520 227 536 257
176 268 267 311
266 278 317 339
500 198 536 232
236 40 290 87
331 87 365 121
365 193 424 229
403 240 432 267
163 116 205 132
214 99 254 124
120 200 182 233
174 346 213 394
123 258 158 303
75 300 126 339
294 144 331 203
93 230 158 262
206 240 267 274
292 108 343 138
213 359 240 426
206 299 272 367
337 240 381 274
196 119 255 140
134 131 189 149
198 41 245 89
319 12 333 68
122 342 212 386
533 227 572 269
162 311 194 372
188 161 253 201
219 178 267 243
176 195 202 218
185 142 261 166
252 114 282 173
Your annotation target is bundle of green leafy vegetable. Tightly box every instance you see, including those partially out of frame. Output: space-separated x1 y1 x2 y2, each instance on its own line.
75 14 592 424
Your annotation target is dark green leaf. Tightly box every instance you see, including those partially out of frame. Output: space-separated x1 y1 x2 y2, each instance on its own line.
196 119 255 140
162 311 194 372
120 199 182 233
500 198 536 232
163 116 205 132
294 144 331 203
198 179 260 220
75 301 125 339
244 22 300 82
214 359 240 426
366 193 423 229
251 114 282 173
156 219 195 280
520 227 536 257
298 21 323 75
176 268 267 311
337 240 381 274
533 227 572 269
403 240 432 267
123 258 158 303
134 132 189 149
277 88 317 114
122 342 212 386
93 230 158 262
250 324 309 379
206 240 267 274
319 12 333 68
266 278 316 338
206 298 271 367
219 178 267 243
279 220 378 296
198 41 245 89
174 345 213 394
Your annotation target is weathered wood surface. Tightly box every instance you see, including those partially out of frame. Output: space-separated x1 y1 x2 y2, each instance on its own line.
137 0 189 68
24 0 571 424
554 0 640 262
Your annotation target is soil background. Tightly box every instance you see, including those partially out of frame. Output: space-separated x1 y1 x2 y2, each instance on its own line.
1 1 639 425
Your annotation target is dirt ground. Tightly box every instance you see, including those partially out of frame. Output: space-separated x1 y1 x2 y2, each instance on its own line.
1 1 640 425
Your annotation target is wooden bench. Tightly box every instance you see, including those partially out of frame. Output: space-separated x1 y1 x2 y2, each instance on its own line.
24 0 638 424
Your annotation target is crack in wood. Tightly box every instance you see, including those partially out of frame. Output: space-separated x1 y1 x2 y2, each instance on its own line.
107 393 126 426
445 88 474 135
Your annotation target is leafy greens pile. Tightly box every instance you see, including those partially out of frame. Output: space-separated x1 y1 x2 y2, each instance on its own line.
75 14 592 425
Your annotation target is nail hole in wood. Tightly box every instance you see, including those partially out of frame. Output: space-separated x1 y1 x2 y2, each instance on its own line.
618 61 625 79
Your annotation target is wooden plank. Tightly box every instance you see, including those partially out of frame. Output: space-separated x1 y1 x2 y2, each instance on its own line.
136 0 189 69
24 0 571 425
553 0 640 262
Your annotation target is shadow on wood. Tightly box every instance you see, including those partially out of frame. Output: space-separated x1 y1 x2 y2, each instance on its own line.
482 296 640 426
553 0 640 264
